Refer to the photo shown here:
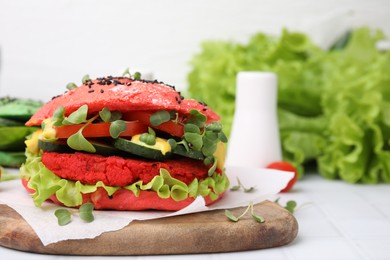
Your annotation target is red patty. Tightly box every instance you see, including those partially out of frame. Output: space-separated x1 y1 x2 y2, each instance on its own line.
41 152 210 187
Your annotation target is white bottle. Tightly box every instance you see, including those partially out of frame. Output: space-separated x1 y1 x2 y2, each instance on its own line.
226 71 282 168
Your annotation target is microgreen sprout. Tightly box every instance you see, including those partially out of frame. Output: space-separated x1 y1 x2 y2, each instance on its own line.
62 104 89 125
79 202 95 223
54 209 72 226
66 82 78 90
67 113 99 153
150 110 171 126
99 107 111 122
121 67 142 80
133 72 141 80
274 198 298 214
140 127 157 145
178 109 228 176
230 177 255 192
109 120 127 139
225 202 265 223
167 138 177 149
207 157 218 176
54 203 95 226
122 67 131 77
82 74 91 84
52 106 65 126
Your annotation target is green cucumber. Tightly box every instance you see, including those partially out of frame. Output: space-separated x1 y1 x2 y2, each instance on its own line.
38 139 119 156
113 138 170 161
38 139 73 153
89 140 122 156
172 144 205 160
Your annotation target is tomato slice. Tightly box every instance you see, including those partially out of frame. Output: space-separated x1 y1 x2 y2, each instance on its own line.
122 111 184 137
266 161 298 192
54 121 148 139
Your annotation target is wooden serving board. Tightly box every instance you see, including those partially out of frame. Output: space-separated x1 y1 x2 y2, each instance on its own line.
0 201 298 255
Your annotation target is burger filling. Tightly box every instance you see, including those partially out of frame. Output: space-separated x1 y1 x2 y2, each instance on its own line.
21 104 229 208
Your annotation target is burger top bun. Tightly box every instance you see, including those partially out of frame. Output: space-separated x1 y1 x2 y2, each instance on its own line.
26 76 220 127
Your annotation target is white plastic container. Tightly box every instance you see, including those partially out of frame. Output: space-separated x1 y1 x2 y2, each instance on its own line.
226 71 282 168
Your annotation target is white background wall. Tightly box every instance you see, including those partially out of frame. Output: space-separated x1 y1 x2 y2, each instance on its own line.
0 0 389 102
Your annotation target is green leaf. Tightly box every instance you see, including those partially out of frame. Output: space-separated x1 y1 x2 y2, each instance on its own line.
180 139 190 152
148 127 156 136
203 156 213 166
133 72 141 80
243 186 255 193
168 139 177 149
82 74 90 84
99 107 111 122
110 111 122 121
54 209 72 226
225 210 239 222
52 106 65 126
184 123 201 134
67 130 96 153
62 104 88 125
206 122 222 132
79 202 94 223
202 134 218 157
184 132 203 150
208 157 218 176
218 132 228 143
109 120 127 139
140 133 156 145
122 67 130 77
229 177 255 192
251 206 265 223
187 109 207 127
285 200 297 214
66 82 78 90
150 110 171 126
230 185 240 191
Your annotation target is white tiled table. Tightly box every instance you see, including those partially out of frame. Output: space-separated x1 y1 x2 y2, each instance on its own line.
1 173 390 260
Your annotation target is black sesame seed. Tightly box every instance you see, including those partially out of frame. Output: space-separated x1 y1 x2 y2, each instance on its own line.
100 89 104 93
88 90 95 93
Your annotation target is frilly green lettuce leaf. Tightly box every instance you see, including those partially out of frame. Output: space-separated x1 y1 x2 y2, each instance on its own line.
21 152 229 207
188 27 390 183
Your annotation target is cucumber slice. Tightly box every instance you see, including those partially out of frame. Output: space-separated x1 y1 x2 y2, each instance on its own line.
172 144 205 160
113 138 170 161
90 140 122 156
38 139 120 156
38 139 74 153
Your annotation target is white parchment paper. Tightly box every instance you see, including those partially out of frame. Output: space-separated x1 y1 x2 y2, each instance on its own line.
0 166 293 246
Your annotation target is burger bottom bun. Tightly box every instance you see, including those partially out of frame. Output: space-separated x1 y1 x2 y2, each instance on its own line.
21 178 223 211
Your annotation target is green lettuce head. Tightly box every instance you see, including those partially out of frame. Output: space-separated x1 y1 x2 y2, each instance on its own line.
188 27 390 183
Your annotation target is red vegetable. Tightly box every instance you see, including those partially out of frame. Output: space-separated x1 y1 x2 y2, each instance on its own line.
266 161 297 192
54 121 148 138
122 111 184 137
